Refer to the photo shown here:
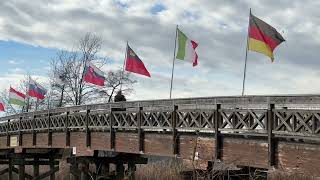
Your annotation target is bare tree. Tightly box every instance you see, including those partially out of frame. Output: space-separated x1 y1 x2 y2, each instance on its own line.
50 32 137 106
99 70 137 102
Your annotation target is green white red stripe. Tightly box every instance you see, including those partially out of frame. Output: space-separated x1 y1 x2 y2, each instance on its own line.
9 87 26 106
176 28 198 66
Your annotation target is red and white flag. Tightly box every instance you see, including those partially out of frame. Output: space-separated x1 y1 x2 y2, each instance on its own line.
28 79 47 100
83 62 106 86
125 45 151 77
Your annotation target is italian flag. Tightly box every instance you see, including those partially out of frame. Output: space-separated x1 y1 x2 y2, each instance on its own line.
9 87 26 106
176 28 198 66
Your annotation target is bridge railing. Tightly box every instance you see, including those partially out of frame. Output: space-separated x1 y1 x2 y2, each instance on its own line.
1 95 320 139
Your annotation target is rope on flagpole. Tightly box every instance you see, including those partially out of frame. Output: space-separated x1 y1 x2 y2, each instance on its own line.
241 8 251 96
169 25 178 99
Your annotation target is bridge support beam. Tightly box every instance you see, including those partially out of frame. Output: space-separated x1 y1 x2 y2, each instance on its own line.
80 161 89 180
49 156 55 180
100 163 110 175
128 162 136 180
18 159 25 180
33 157 39 177
116 163 125 180
8 158 12 180
70 162 80 180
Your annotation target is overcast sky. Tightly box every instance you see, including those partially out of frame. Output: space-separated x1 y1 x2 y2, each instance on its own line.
0 0 320 104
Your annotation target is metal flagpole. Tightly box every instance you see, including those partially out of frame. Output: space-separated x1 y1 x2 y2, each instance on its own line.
169 25 178 99
241 8 251 96
120 41 128 91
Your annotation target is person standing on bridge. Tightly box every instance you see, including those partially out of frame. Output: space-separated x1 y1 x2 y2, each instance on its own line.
114 90 126 102
114 90 126 112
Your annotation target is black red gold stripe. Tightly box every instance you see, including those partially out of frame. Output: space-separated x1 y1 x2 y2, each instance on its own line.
248 13 285 61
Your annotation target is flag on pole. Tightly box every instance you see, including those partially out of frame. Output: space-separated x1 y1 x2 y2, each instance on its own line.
83 62 106 86
0 99 5 112
9 87 26 106
176 28 198 66
28 79 47 100
248 13 285 61
125 45 151 77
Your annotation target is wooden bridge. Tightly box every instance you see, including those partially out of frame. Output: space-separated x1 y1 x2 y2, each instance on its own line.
1 95 320 179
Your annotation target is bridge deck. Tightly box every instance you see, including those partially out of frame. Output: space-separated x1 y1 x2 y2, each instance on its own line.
1 95 320 176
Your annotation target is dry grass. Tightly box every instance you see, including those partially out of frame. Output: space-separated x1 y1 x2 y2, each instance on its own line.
135 160 317 180
268 171 315 180
135 159 185 180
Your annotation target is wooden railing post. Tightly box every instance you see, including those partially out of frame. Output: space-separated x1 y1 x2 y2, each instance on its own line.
137 106 144 153
268 103 275 167
110 109 115 150
85 108 91 147
172 105 178 155
19 116 22 146
65 112 70 147
6 119 10 147
48 110 52 146
214 104 222 160
32 114 36 146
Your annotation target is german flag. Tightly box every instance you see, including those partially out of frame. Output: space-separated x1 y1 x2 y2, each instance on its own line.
248 13 285 61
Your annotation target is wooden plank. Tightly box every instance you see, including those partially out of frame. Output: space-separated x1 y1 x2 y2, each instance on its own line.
36 133 48 147
137 107 144 152
196 137 215 161
70 132 86 147
22 134 33 147
48 112 52 147
222 137 268 169
33 167 59 180
144 133 173 156
268 104 275 167
0 167 8 175
115 132 139 153
277 142 320 176
172 105 178 155
70 132 92 156
0 136 7 148
13 167 34 180
215 104 221 160
52 133 66 147
91 132 110 150
110 111 115 150
85 109 90 147
179 135 196 160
